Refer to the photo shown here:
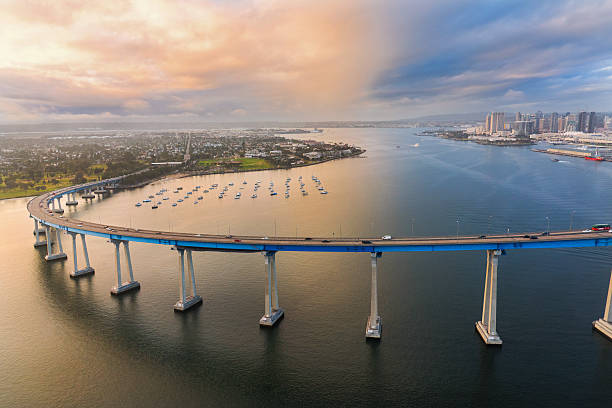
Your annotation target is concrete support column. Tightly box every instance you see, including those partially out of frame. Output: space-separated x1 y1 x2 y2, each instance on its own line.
366 252 382 339
475 250 502 345
187 249 197 298
66 193 78 206
260 251 283 326
110 239 140 295
44 226 67 261
173 248 202 311
68 233 94 278
81 234 91 269
53 197 64 214
593 270 612 340
33 219 46 248
45 226 53 258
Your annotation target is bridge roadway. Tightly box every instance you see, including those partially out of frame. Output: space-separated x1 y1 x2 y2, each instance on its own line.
27 181 612 252
26 176 612 344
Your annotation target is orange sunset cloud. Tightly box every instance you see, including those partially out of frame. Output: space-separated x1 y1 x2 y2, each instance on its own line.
0 0 389 122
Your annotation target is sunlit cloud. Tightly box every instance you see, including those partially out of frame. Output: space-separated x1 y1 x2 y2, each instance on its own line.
0 0 611 123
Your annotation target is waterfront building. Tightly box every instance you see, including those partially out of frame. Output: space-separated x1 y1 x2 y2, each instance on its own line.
550 112 559 132
578 111 589 133
486 112 505 134
513 120 534 138
588 112 597 133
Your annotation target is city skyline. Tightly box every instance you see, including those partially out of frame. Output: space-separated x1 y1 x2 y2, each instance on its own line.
1 0 612 124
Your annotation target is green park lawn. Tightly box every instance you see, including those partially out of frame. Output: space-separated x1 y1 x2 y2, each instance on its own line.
198 157 274 171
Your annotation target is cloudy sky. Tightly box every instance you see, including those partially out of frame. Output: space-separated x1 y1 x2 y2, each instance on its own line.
1 0 611 123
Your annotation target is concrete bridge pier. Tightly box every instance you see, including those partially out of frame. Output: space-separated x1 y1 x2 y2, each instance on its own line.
53 197 64 214
94 186 108 196
68 232 94 278
366 252 382 339
173 248 202 311
33 219 47 248
593 270 612 341
66 193 78 206
110 239 140 295
476 250 502 345
44 226 67 261
260 251 283 326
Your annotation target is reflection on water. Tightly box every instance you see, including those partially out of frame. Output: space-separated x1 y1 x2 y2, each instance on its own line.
1 128 612 406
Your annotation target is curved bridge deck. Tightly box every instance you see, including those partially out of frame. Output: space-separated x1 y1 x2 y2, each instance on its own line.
27 180 612 252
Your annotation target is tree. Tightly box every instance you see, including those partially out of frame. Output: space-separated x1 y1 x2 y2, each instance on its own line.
73 171 86 184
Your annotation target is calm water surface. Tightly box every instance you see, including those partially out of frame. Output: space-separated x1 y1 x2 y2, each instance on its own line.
1 128 612 407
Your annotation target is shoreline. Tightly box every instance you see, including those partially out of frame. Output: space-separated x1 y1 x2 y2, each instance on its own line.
1 151 365 200
133 151 365 188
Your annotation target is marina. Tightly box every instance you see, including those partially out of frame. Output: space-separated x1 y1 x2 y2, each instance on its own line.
135 175 330 209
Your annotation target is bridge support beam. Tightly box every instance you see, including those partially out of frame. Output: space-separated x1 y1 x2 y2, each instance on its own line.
110 239 140 295
260 251 283 326
33 219 47 248
44 226 67 261
174 248 202 311
593 270 612 341
366 252 382 339
476 250 502 345
68 232 94 278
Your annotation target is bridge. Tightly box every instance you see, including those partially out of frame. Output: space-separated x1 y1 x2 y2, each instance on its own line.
27 176 612 345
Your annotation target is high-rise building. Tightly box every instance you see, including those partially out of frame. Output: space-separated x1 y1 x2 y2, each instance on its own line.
513 121 534 138
550 112 559 132
577 111 589 132
558 116 565 133
588 112 596 133
487 112 504 134
515 112 522 121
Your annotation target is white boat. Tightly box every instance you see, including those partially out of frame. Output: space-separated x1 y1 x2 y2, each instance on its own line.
251 194 257 198
178 199 183 202
172 203 177 207
143 199 151 203
135 203 142 207
163 197 169 200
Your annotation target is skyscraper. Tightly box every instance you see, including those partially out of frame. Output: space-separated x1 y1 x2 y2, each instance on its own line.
577 111 589 132
550 112 559 132
588 112 596 133
487 112 504 134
